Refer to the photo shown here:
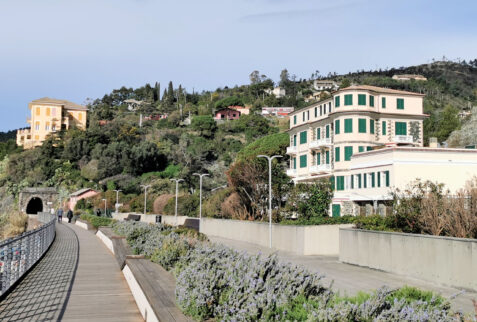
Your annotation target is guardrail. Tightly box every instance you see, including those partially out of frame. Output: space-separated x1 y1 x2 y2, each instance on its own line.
0 213 56 296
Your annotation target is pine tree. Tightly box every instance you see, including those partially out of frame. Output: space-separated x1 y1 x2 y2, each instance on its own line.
154 82 160 102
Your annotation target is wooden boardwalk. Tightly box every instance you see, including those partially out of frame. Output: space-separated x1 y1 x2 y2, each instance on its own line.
0 223 142 321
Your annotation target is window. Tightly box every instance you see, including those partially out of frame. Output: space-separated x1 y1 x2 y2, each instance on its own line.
344 119 353 133
293 134 297 146
335 147 340 162
325 151 330 164
233 114 236 117
395 122 407 135
377 171 381 187
336 176 345 191
329 103 331 113
358 146 364 152
45 122 50 131
382 97 386 108
366 146 373 151
358 118 366 133
370 95 375 107
358 94 366 106
344 94 353 106
299 155 307 168
323 105 326 115
52 124 56 131
36 107 40 116
314 107 317 118
385 170 390 187
344 146 353 161
34 135 39 140
335 96 340 107
370 119 375 134
351 175 354 189
316 128 321 140
397 98 404 109
316 152 321 165
335 119 340 134
326 125 330 138
35 122 40 131
363 173 367 188
382 121 386 135
300 131 307 144
46 108 51 116
307 110 310 120
52 108 56 117
357 174 362 188
293 115 297 125
371 172 375 188
302 112 305 122
293 157 296 169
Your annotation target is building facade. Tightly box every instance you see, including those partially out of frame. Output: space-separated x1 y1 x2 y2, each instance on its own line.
16 98 88 149
214 107 241 120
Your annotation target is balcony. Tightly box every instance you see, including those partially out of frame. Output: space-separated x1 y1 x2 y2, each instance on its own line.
393 135 413 144
309 138 333 149
286 146 298 154
286 169 297 176
309 164 332 174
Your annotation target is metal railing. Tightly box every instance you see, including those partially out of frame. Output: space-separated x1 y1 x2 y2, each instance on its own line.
0 213 56 296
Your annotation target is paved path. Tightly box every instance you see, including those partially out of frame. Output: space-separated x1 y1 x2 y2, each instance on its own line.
210 236 477 315
0 223 142 321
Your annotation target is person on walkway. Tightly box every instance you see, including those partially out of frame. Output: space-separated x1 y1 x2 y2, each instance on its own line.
96 208 101 217
67 209 73 223
57 208 64 223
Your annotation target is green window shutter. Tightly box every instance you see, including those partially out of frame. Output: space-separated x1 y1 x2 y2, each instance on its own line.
293 157 296 169
358 146 364 152
335 119 340 134
397 98 404 109
293 115 297 124
344 119 352 133
385 170 390 187
335 147 340 162
332 204 341 217
370 95 374 107
336 176 345 191
344 146 353 161
382 97 386 108
395 122 407 135
377 171 381 187
358 94 366 106
351 175 354 189
314 107 317 118
317 128 321 139
335 96 340 107
358 118 366 133
363 174 367 188
293 134 297 146
300 131 307 144
366 146 373 151
371 172 375 188
326 125 330 138
330 176 335 190
370 119 375 134
317 152 321 165
382 121 386 135
358 174 362 188
299 155 307 168
325 151 330 164
344 94 353 106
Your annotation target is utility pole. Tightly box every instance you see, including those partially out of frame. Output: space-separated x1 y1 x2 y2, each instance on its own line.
193 173 209 221
257 154 282 248
113 189 122 214
170 179 184 225
140 185 151 215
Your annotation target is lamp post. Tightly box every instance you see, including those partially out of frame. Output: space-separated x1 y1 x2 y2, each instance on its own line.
257 154 282 248
113 189 122 214
102 198 107 216
170 179 184 225
193 173 209 221
140 185 151 215
211 184 227 192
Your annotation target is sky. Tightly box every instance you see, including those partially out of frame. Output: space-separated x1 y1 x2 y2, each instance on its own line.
1 0 477 131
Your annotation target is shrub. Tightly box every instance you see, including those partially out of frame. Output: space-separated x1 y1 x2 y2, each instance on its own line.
281 215 356 226
164 194 199 217
150 233 191 270
80 214 114 228
1 212 28 239
283 180 334 220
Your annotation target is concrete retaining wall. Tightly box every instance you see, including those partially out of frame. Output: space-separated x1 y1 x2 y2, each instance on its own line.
112 213 187 226
339 228 477 291
75 220 89 230
200 218 353 256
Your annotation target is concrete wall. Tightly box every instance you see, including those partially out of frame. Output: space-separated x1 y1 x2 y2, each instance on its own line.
200 217 353 256
112 213 188 226
339 228 477 291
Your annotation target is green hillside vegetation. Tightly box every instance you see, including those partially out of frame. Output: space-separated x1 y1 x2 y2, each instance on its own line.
0 59 476 219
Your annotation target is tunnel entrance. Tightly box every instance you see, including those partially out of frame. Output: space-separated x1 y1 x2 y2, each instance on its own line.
26 197 43 214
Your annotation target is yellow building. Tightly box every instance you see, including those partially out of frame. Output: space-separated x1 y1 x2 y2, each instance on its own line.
16 97 88 149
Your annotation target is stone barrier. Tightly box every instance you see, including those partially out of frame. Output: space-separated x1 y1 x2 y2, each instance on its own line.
339 228 477 291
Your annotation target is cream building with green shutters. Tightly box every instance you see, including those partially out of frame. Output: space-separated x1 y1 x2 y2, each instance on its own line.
286 85 477 216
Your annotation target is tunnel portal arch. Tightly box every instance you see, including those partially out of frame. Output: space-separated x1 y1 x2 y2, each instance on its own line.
25 197 43 214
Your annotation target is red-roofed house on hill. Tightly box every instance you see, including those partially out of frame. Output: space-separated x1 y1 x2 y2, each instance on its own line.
214 107 241 120
68 188 99 210
228 106 250 115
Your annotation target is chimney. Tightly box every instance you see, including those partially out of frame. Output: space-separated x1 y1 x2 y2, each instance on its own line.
429 137 439 148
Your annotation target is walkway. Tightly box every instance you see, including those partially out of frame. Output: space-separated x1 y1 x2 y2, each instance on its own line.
0 223 142 321
210 236 477 315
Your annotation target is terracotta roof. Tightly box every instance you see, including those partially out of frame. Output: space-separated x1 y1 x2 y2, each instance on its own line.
70 188 96 197
338 85 425 96
29 97 88 110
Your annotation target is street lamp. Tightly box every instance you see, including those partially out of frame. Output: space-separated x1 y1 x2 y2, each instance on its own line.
102 198 107 216
170 178 184 225
140 185 151 215
257 154 282 248
211 184 227 192
193 173 209 221
113 189 122 214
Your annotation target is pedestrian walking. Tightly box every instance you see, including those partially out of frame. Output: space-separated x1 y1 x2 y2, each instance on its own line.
67 209 73 223
57 208 64 223
96 208 101 217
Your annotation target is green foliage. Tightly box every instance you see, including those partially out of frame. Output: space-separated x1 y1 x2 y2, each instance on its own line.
191 115 217 137
284 180 333 220
389 286 446 307
79 214 114 228
281 215 356 226
214 96 244 109
150 233 191 270
354 214 393 231
0 139 21 161
435 104 461 143
203 188 232 218
164 194 199 217
237 132 289 161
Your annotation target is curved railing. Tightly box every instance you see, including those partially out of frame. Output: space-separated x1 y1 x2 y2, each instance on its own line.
0 213 56 296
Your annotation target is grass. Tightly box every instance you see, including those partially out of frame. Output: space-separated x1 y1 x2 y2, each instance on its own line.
80 214 115 228
0 212 28 240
